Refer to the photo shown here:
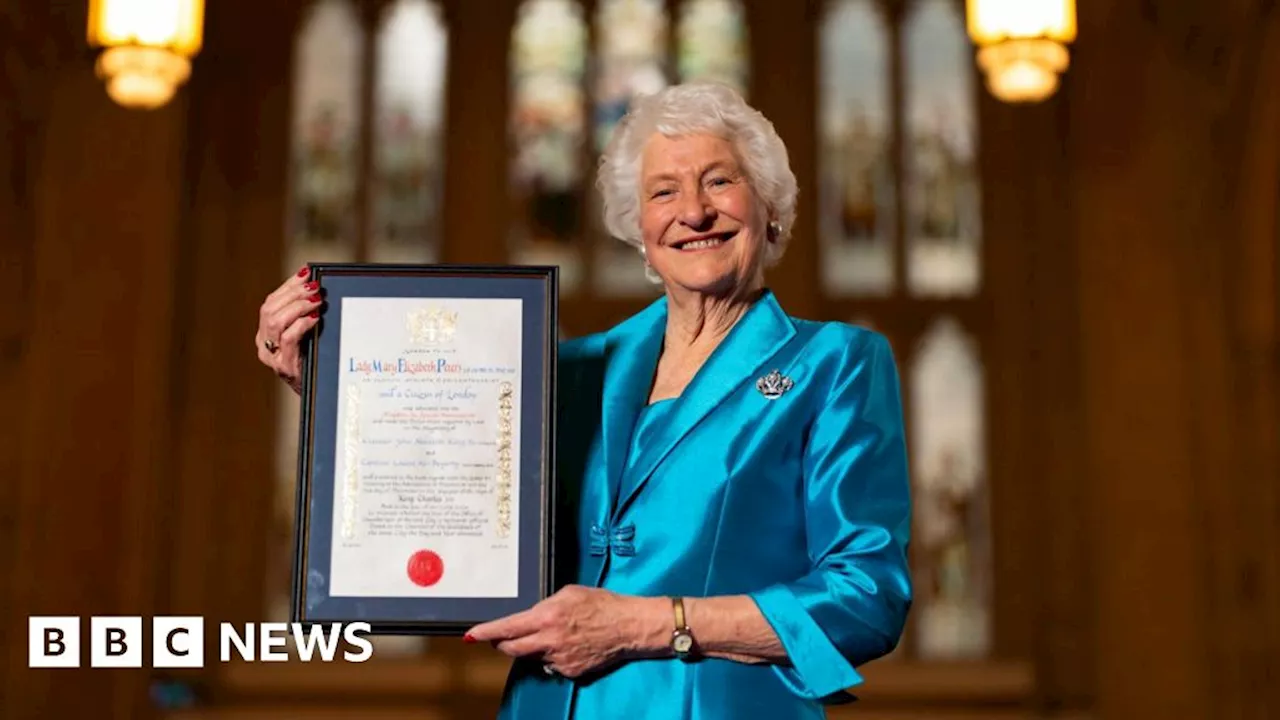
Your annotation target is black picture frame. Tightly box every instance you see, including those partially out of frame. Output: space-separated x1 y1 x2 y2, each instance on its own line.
290 263 559 636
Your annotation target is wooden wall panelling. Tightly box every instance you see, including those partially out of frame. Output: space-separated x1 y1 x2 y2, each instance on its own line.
1064 2 1280 718
1016 93 1096 713
979 54 1106 711
1068 10 1211 717
977 73 1093 713
438 0 520 266
159 0 300 710
1193 4 1280 717
741 0 821 320
1229 17 1280 716
2 1 191 718
0 1 56 709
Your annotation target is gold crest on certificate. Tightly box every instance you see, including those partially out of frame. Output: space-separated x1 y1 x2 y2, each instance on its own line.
407 306 459 346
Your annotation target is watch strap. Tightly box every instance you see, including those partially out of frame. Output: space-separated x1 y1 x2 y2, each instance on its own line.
670 597 695 659
672 596 687 630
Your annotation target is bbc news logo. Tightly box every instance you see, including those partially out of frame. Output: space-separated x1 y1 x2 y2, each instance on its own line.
29 617 373 668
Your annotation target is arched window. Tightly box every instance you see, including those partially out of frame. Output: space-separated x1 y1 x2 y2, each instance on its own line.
820 0 989 660
819 0 893 295
272 0 449 657
508 0 589 283
369 0 449 264
904 0 980 297
676 0 749 96
287 0 364 262
910 316 989 658
509 0 749 297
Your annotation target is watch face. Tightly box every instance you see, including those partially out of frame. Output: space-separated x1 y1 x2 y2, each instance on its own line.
673 633 694 654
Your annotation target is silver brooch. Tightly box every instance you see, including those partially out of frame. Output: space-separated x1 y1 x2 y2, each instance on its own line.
756 369 794 399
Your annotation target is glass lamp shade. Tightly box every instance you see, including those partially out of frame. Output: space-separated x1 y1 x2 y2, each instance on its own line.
86 0 205 109
966 0 1075 103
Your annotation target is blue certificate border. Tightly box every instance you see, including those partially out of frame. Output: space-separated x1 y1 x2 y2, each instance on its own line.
291 264 558 635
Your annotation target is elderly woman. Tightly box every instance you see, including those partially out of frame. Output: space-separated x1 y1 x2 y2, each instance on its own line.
256 83 911 720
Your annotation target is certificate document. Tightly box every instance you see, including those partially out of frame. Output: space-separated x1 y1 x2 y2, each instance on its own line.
291 263 556 634
328 297 522 598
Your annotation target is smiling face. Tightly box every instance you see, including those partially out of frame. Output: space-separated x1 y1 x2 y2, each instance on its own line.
638 132 770 299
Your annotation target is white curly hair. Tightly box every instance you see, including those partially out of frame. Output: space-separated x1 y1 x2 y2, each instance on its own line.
595 82 798 272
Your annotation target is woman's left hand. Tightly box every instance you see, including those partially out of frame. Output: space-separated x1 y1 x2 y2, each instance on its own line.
465 585 664 679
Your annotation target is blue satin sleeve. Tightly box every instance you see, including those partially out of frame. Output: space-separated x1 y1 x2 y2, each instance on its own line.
748 331 913 701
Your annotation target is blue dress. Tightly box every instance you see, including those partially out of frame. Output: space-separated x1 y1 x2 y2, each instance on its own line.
498 290 913 720
616 398 678 513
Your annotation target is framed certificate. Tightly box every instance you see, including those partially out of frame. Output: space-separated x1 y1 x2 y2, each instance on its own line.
290 263 558 635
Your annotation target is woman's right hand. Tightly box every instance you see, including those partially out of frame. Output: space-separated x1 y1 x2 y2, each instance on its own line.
255 266 324 395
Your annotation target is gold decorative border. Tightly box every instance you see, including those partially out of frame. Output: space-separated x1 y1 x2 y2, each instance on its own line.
341 382 361 540
495 381 513 538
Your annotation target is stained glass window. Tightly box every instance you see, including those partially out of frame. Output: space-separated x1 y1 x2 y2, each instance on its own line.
909 318 989 659
677 0 748 93
818 0 894 296
593 0 668 152
904 0 981 297
591 0 672 295
509 0 589 290
368 0 448 264
287 0 364 267
502 0 753 297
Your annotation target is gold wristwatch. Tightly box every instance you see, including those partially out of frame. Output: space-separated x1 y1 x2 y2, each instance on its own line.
670 597 696 659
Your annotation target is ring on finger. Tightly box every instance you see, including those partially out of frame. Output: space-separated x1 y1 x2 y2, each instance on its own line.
264 338 279 354
542 663 557 676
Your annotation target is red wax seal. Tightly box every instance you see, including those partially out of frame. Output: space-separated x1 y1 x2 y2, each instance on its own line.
407 550 444 587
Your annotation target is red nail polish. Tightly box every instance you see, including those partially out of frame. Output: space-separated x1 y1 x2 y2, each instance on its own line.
308 311 318 318
297 267 308 277
463 633 476 644
305 281 318 291
309 293 322 303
